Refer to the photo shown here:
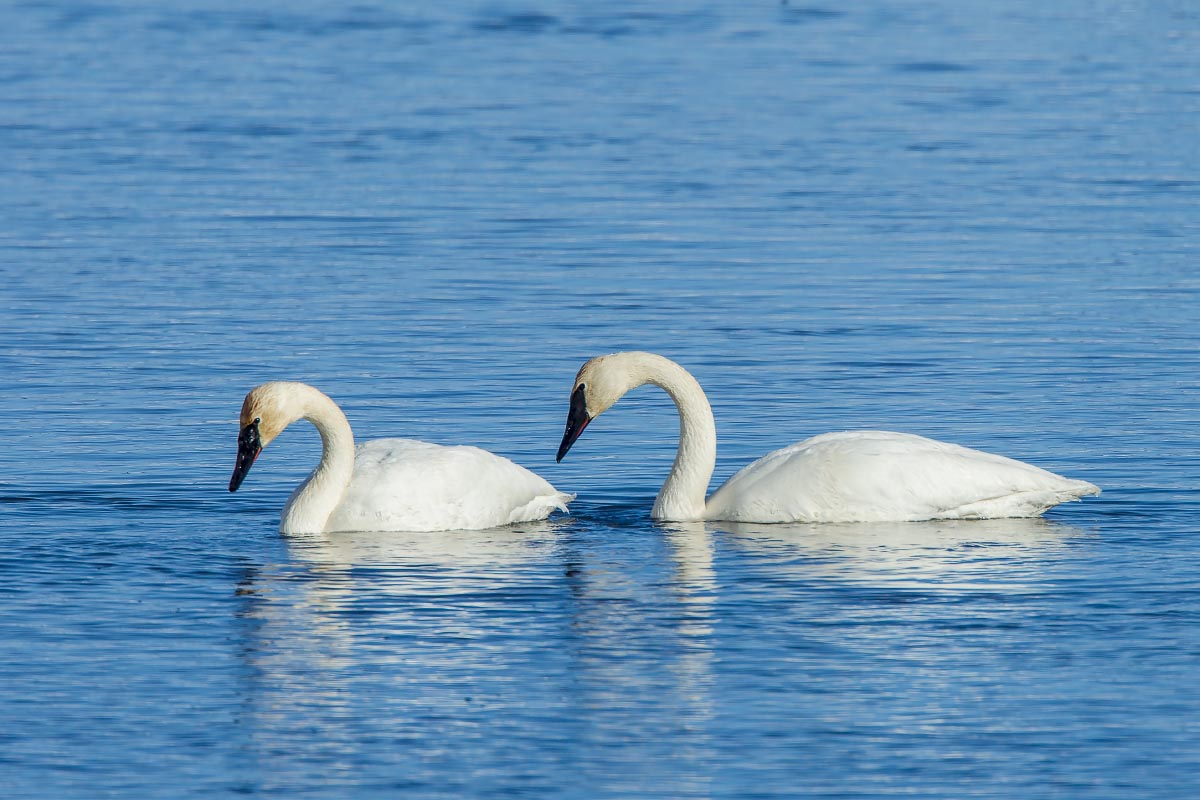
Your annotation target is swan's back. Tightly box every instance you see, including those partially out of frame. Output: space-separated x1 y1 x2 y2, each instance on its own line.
704 431 1099 523
325 438 572 532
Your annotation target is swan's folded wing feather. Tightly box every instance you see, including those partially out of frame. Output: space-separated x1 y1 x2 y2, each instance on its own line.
325 438 570 532
705 431 1098 523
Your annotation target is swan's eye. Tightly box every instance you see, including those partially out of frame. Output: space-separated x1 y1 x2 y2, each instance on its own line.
254 417 261 425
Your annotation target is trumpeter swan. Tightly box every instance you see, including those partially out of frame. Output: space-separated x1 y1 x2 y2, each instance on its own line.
229 381 572 533
555 352 1098 523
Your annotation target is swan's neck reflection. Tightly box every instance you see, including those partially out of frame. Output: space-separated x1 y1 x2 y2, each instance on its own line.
665 522 717 778
664 521 717 636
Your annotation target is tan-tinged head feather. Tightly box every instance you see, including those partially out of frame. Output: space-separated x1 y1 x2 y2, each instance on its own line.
572 351 661 419
239 382 301 448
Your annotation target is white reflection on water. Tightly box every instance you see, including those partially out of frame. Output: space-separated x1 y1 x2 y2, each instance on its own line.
241 520 568 664
233 522 571 791
285 520 565 570
714 517 1088 591
662 523 718 796
229 515 1093 793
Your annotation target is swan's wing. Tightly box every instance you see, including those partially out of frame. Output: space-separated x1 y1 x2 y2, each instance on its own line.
705 431 1098 523
326 438 572 532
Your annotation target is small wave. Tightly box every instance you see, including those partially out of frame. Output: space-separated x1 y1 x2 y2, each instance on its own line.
780 6 846 24
894 60 975 73
472 12 560 35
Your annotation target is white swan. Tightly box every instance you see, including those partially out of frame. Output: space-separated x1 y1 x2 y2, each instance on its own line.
555 352 1099 523
228 381 572 533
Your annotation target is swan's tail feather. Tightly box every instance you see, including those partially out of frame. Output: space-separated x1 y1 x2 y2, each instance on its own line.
949 480 1100 520
553 492 576 513
507 492 574 525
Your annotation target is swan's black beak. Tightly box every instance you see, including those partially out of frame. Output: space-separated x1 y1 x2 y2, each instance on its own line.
228 420 262 492
556 384 591 462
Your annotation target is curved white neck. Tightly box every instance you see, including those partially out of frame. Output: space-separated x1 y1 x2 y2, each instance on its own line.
279 386 356 534
627 354 716 521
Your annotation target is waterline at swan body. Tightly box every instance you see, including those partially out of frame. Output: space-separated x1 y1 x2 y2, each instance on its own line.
229 382 572 533
555 352 1099 523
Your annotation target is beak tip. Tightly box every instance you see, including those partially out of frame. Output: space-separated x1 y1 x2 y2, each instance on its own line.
555 422 586 464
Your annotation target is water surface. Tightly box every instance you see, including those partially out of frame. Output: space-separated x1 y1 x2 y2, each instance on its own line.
2 1 1199 798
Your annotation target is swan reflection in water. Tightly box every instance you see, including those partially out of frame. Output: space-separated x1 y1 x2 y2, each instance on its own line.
713 516 1088 591
283 520 566 571
232 518 727 791
661 522 718 771
231 521 571 786
230 514 1085 790
238 520 570 665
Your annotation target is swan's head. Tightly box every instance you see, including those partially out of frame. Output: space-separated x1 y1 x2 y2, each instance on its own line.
228 382 302 492
556 353 645 462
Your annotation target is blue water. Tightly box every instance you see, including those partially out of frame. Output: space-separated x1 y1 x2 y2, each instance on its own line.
2 1 1199 797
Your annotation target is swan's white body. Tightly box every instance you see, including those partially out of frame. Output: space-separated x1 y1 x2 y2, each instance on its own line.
705 430 1098 523
558 352 1098 523
231 382 572 534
